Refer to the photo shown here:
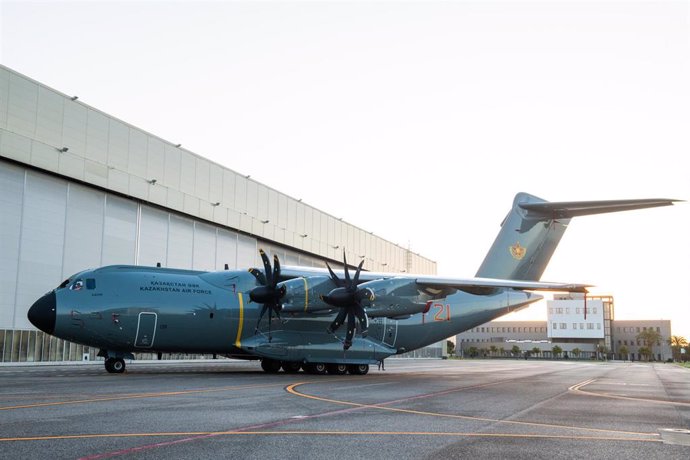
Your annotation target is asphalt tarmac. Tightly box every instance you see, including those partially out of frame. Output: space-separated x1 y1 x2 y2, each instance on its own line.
1 359 689 459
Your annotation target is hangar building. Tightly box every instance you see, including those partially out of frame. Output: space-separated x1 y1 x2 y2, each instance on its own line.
0 65 437 363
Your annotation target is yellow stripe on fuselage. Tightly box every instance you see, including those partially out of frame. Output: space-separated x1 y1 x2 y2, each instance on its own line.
235 292 244 347
303 277 309 312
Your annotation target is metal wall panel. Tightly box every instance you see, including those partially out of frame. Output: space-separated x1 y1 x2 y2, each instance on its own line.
85 109 108 164
236 233 257 267
208 164 223 205
7 73 38 138
0 67 9 128
0 164 23 328
216 229 238 270
63 184 104 277
167 215 194 269
138 206 169 267
107 119 129 171
193 223 216 271
15 172 67 329
36 86 64 148
246 180 258 217
62 102 87 157
147 137 165 180
127 128 148 176
234 175 247 213
195 158 210 202
101 195 137 265
180 151 196 195
164 144 181 189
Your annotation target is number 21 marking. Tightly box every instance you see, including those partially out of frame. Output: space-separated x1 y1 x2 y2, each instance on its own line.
433 303 451 322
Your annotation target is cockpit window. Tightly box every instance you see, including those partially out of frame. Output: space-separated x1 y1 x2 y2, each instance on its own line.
86 278 96 290
58 279 71 289
70 279 84 291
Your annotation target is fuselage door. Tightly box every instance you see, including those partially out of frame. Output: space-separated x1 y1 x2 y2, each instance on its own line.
134 312 157 348
379 317 397 347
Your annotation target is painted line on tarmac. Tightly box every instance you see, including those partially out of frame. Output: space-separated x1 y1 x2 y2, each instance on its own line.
0 430 661 444
569 379 690 407
286 381 659 438
0 382 283 411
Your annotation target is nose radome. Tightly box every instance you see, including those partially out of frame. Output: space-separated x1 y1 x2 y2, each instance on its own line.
28 291 56 334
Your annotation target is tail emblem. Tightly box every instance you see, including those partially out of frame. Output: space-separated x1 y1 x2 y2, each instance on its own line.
509 242 527 260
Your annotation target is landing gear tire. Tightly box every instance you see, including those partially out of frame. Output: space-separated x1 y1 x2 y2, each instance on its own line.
261 358 282 373
304 363 327 375
281 361 302 373
105 358 126 374
327 363 348 375
347 364 369 375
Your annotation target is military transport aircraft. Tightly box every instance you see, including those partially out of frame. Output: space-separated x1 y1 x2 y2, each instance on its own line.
28 193 678 375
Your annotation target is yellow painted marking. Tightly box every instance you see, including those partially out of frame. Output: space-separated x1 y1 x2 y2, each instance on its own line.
0 431 661 443
570 378 690 407
303 277 309 312
235 292 244 347
286 382 659 438
0 382 281 411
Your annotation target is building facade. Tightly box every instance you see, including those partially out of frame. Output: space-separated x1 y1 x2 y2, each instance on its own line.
0 65 438 363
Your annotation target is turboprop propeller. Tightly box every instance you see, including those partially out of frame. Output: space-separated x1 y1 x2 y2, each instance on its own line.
248 249 286 341
321 253 374 350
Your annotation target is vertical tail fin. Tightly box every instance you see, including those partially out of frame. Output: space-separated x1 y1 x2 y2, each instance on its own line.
475 193 678 281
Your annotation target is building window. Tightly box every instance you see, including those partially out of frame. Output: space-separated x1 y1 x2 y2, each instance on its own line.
587 323 594 330
552 323 557 330
573 323 577 329
566 308 570 314
656 327 660 332
560 323 567 329
636 327 640 333
580 323 584 329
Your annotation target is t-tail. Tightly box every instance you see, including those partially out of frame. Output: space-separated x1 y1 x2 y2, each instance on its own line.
475 192 678 281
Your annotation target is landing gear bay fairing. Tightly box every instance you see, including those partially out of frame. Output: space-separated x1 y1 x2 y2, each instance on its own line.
28 193 677 374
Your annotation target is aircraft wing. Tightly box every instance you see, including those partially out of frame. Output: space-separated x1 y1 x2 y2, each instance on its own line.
414 275 590 293
280 266 589 294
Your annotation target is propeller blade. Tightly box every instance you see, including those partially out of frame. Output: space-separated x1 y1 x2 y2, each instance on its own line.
353 259 365 286
343 253 351 285
259 249 272 285
353 304 369 336
327 308 348 334
344 312 356 350
255 304 269 333
248 267 266 286
325 262 343 287
272 255 281 287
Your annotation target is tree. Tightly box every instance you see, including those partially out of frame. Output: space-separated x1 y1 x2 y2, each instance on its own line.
637 329 662 361
639 346 652 362
618 345 629 360
467 346 478 358
498 346 505 357
552 345 563 358
572 348 581 359
489 345 498 356
446 340 455 356
668 336 688 362
511 345 521 357
531 347 541 357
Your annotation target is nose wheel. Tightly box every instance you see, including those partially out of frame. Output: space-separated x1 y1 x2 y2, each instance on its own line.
105 357 126 373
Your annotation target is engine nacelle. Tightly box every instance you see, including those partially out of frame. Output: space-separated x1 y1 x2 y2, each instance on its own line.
279 276 337 313
359 278 428 318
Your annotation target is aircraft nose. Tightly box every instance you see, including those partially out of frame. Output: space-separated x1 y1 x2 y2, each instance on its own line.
28 291 56 334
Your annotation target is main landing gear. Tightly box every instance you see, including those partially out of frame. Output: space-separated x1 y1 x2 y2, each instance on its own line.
260 358 368 375
105 357 126 374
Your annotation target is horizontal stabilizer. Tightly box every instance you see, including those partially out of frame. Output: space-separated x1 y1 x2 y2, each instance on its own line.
519 198 680 219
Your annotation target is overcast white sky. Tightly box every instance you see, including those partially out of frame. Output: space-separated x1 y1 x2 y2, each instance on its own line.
2 1 688 336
